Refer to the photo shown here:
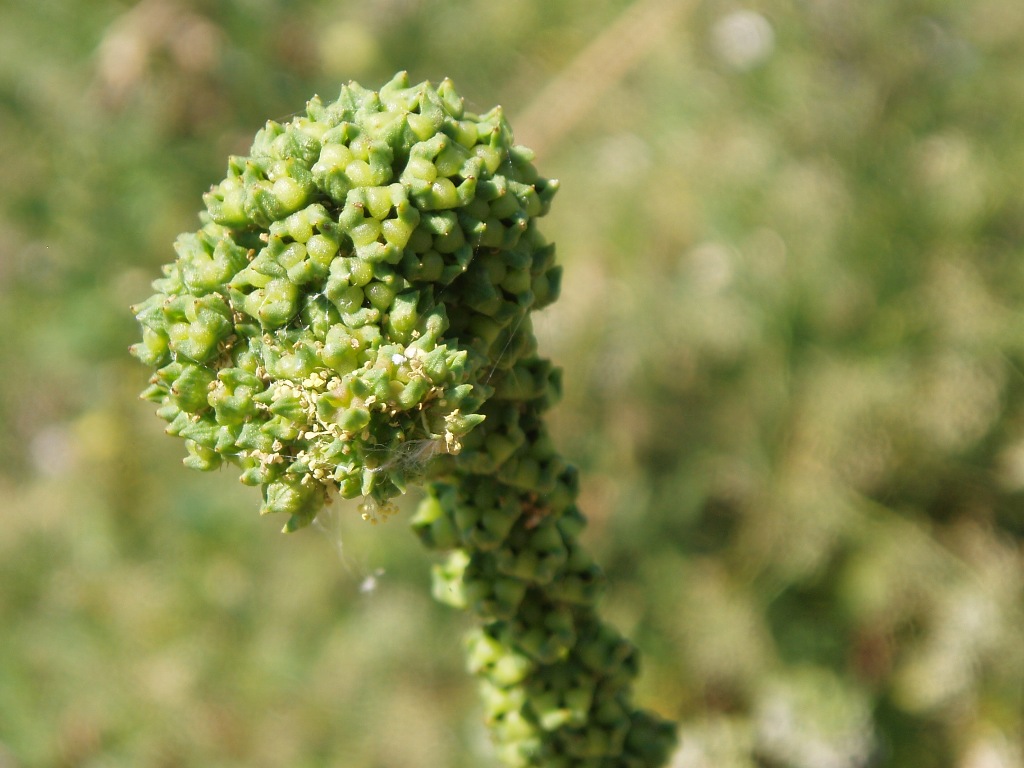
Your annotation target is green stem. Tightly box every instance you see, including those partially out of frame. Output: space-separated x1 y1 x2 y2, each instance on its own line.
414 363 676 766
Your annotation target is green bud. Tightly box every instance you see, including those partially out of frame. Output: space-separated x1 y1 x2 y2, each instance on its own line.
446 410 486 439
203 176 249 227
546 560 605 607
183 439 223 472
235 421 274 454
208 380 258 426
361 185 394 220
336 405 371 433
492 363 546 401
266 416 302 442
406 225 434 254
348 257 374 286
242 277 299 329
273 176 312 215
164 294 233 363
130 326 171 368
264 340 319 381
496 455 540 491
169 363 215 413
322 326 360 374
381 217 414 249
466 495 521 551
415 177 459 210
468 630 535 688
385 291 419 341
405 250 445 283
431 550 470 609
269 390 307 422
348 216 382 247
494 519 567 585
178 413 221 448
361 367 391 403
473 143 503 175
396 377 430 409
433 221 467 254
365 281 395 312
306 233 340 266
260 476 322 521
469 569 527 621
178 230 249 295
501 264 533 295
327 283 364 315
411 490 461 550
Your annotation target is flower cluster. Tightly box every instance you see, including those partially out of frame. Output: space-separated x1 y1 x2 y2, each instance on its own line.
132 72 557 530
132 72 674 766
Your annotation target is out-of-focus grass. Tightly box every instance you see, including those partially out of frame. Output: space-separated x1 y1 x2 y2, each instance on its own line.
2 1 1023 766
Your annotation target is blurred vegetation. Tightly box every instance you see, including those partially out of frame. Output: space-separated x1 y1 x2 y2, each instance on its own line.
2 0 1023 766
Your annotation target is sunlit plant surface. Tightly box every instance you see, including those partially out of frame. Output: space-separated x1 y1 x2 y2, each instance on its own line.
1 1 1023 766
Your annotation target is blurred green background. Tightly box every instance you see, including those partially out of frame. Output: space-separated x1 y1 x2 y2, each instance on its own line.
3 0 1024 765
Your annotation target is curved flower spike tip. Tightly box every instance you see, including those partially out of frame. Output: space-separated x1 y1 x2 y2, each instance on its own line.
132 72 675 767
132 71 558 531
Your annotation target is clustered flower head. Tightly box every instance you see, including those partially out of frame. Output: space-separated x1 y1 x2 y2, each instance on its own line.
132 72 675 767
131 71 558 530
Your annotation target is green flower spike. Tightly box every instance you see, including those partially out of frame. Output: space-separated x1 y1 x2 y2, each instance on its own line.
132 72 676 766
